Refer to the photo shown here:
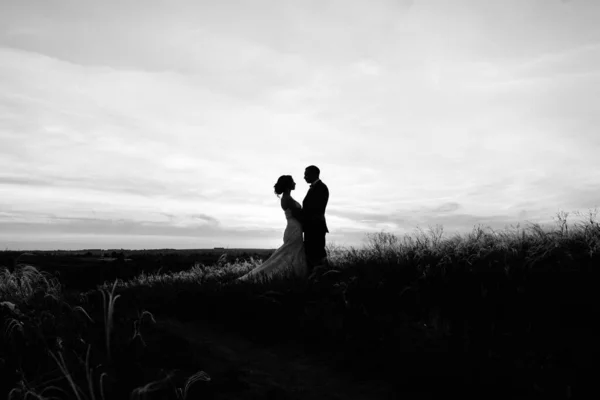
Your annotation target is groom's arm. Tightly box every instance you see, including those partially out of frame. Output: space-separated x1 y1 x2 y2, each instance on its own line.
313 185 329 215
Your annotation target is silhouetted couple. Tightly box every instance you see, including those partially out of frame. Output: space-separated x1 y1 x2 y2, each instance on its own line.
237 165 329 282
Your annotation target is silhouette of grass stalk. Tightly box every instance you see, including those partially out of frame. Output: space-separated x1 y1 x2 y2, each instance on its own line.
130 370 175 400
0 264 60 305
4 318 24 343
48 350 85 400
8 376 69 400
84 345 96 400
100 279 121 364
181 370 210 399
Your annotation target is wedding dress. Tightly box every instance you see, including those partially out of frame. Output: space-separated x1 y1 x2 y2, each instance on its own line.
237 204 308 282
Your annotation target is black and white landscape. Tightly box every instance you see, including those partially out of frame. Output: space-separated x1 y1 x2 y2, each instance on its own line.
1 1 599 399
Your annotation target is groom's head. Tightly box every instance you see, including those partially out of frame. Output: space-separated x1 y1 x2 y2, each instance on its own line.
304 165 320 184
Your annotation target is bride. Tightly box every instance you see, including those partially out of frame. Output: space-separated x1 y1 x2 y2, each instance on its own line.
236 175 308 282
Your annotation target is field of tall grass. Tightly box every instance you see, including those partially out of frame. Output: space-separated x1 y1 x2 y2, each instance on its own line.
1 210 598 399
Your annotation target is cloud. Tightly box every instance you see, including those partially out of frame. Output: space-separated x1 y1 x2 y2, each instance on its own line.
190 214 220 226
1 0 600 249
328 203 525 233
0 172 158 193
0 214 271 238
512 44 600 80
432 202 461 213
0 211 17 220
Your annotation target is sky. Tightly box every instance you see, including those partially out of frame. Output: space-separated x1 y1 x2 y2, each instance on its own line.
1 0 599 250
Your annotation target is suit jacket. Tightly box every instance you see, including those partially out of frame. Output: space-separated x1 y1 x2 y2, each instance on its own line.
302 180 329 233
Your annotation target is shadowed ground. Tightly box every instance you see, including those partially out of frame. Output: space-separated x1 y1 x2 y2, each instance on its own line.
149 315 410 400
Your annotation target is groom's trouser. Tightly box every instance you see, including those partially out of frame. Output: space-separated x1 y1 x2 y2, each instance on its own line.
304 229 327 270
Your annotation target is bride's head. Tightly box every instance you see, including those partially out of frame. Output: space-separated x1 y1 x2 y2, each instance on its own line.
274 175 295 196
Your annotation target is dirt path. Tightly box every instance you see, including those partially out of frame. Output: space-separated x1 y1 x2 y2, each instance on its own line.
152 315 423 400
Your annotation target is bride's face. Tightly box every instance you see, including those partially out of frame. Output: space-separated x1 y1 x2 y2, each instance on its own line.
290 181 296 191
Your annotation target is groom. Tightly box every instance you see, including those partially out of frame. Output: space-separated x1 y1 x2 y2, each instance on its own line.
302 165 329 276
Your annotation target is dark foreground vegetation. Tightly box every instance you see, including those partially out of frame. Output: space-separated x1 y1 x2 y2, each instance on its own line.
1 210 598 399
0 248 274 292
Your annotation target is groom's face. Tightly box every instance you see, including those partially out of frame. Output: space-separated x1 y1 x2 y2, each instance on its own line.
304 169 317 184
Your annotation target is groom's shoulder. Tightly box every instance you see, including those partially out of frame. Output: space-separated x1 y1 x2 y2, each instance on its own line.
317 180 329 192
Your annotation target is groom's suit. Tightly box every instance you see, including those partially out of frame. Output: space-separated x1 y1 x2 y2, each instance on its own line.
302 179 329 270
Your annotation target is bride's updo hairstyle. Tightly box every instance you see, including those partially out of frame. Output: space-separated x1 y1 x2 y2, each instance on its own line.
274 175 294 196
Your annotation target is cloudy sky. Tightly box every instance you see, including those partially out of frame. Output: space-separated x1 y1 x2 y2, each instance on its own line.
1 0 599 250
